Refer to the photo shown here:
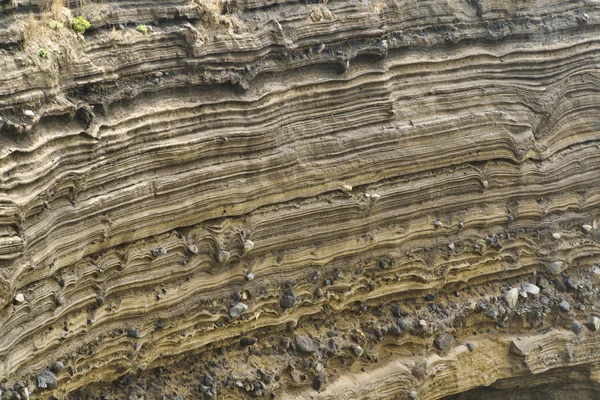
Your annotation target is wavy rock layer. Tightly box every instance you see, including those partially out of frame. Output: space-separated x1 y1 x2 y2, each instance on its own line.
1 0 600 398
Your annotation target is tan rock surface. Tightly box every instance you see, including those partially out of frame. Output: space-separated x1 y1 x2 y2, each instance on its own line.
0 0 600 398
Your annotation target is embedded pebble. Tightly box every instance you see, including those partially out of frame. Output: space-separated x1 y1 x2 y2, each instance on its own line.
229 302 248 318
433 220 442 228
14 293 25 304
50 361 64 374
36 370 57 391
504 288 519 308
352 345 363 356
215 250 231 264
546 261 564 275
186 244 199 255
434 334 454 350
152 247 167 257
295 336 320 354
23 110 35 118
559 300 571 312
240 337 257 346
245 272 255 281
582 224 593 233
572 322 583 335
521 283 540 296
280 290 296 309
589 316 600 331
552 232 561 240
243 240 254 253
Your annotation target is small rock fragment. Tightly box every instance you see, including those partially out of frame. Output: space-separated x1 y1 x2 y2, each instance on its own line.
434 334 454 350
37 370 57 391
370 193 381 201
504 288 519 308
55 294 66 306
295 336 319 354
466 343 475 352
482 180 489 188
448 243 455 250
316 43 326 53
572 322 583 335
214 250 229 263
313 374 323 390
240 337 257 346
352 345 363 356
152 247 167 257
96 296 105 306
243 240 254 253
521 283 540 296
186 244 199 255
50 361 64 374
23 110 35 118
245 272 255 281
582 224 593 233
127 329 142 338
433 220 442 229
408 391 418 399
552 232 561 240
589 316 600 331
14 293 25 304
559 300 571 312
546 261 564 275
229 302 248 319
280 290 296 309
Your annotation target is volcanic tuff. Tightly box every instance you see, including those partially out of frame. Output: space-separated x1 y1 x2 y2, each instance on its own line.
1 0 600 398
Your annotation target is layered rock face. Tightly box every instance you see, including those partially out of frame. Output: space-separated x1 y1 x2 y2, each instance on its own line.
1 0 600 398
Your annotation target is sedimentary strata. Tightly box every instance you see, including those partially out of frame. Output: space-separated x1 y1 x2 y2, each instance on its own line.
1 0 600 398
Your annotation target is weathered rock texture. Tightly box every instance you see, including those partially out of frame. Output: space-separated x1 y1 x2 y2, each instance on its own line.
1 0 600 398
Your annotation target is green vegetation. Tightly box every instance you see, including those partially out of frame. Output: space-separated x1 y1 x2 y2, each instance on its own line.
38 48 49 58
136 24 148 34
72 16 91 34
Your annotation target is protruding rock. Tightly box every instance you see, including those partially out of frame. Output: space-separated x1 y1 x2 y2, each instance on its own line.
572 322 583 335
546 261 564 275
127 329 142 338
370 193 381 201
582 224 593 233
229 302 248 319
280 290 296 309
433 220 442 229
313 374 323 391
589 316 600 331
552 232 561 240
215 250 230 263
466 343 475 352
152 247 167 257
50 361 64 374
240 337 257 346
352 345 363 356
408 390 418 399
37 369 57 391
243 240 254 253
521 283 540 296
23 110 35 118
448 242 455 250
295 336 319 354
55 294 66 306
559 300 571 312
482 180 489 188
245 272 255 281
434 334 454 350
504 288 519 308
14 293 25 304
186 244 199 255
316 43 326 53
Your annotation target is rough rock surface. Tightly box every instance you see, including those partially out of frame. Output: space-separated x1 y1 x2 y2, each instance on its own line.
1 0 600 399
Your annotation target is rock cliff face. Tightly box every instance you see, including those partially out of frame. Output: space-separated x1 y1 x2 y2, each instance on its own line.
1 0 600 398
